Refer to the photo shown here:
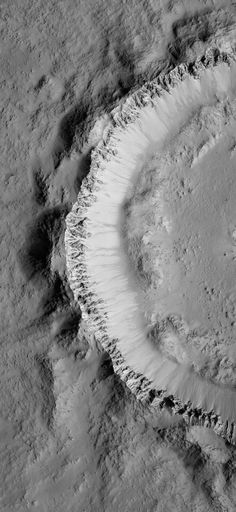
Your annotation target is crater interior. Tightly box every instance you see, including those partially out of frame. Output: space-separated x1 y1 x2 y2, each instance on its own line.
125 98 236 387
65 54 236 430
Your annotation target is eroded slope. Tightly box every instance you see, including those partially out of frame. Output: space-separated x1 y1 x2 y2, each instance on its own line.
65 51 236 442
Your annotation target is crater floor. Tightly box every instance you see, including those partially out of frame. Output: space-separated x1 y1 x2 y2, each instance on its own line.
126 98 236 388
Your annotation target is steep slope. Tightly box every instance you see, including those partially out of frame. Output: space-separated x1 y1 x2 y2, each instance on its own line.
66 50 236 441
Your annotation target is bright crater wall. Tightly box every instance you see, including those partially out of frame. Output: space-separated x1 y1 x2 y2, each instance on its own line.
65 52 236 439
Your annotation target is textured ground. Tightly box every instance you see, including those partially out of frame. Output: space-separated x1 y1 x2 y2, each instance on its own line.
2 1 236 511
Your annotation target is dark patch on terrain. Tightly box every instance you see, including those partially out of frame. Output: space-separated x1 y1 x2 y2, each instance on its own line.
53 309 81 347
33 74 47 92
37 272 71 318
97 352 114 381
159 395 176 411
183 443 206 475
35 353 55 428
18 205 69 284
51 101 90 168
74 151 92 196
116 47 136 77
222 455 236 484
30 154 48 206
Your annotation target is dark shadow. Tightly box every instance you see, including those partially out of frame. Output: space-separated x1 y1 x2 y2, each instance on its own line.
35 353 56 429
30 154 48 206
37 272 71 318
51 102 90 169
97 351 114 381
18 204 69 284
53 309 81 348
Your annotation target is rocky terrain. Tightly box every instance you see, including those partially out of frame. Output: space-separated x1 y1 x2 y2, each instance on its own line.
3 1 236 511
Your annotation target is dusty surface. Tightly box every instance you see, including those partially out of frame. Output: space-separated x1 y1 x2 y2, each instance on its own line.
3 1 236 512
